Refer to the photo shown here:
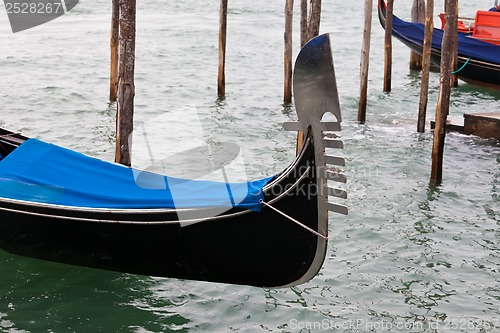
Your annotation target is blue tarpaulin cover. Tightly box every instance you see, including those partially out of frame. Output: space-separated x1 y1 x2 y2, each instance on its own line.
391 14 500 65
0 139 273 211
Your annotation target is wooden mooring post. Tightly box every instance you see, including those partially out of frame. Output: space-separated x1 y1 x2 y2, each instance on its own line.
306 0 322 41
115 0 136 167
358 0 373 124
410 0 425 70
383 0 394 92
296 0 322 155
217 0 228 98
284 0 294 105
451 2 459 87
417 0 434 133
430 0 457 185
109 0 119 102
300 0 307 47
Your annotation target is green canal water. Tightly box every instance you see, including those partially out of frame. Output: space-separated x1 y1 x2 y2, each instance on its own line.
0 0 499 332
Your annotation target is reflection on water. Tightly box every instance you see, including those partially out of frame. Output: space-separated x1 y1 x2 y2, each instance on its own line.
92 101 117 147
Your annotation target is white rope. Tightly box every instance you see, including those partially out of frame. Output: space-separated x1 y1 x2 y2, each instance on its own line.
259 200 328 240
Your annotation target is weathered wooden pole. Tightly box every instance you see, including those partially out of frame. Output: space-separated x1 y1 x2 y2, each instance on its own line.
417 0 434 133
296 0 308 154
115 0 136 167
383 0 394 92
307 0 322 40
217 0 227 97
300 0 322 45
296 0 322 154
284 0 294 104
358 0 373 124
410 0 426 70
430 0 457 185
300 0 307 47
217 0 228 98
109 0 119 102
451 2 459 87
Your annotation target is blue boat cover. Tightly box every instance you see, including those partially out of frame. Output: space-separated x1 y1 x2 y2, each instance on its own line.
391 14 500 65
0 139 273 211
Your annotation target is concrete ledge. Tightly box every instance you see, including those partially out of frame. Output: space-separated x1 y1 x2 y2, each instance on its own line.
463 112 500 140
430 113 500 140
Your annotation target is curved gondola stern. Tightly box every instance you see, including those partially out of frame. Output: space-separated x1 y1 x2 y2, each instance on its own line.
282 33 347 287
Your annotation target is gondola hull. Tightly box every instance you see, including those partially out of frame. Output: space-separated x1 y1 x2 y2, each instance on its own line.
0 130 322 288
378 0 500 90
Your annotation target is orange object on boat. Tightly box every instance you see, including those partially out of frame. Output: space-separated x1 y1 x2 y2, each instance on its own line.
472 10 500 45
439 10 500 45
439 13 473 33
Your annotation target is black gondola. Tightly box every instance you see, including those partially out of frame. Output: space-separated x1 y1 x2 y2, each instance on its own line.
0 34 347 288
378 0 500 90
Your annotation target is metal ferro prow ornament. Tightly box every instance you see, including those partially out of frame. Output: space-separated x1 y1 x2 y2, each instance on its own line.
283 33 348 239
